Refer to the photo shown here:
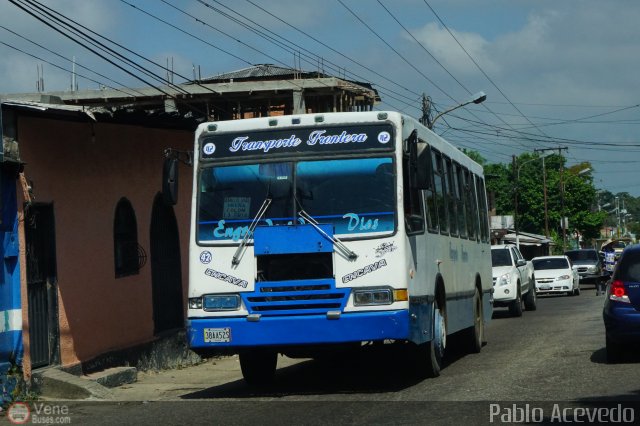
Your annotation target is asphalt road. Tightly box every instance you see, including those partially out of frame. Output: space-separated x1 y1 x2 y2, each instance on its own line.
43 285 640 425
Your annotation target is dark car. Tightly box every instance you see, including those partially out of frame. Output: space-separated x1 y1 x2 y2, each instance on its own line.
564 249 602 285
603 244 640 362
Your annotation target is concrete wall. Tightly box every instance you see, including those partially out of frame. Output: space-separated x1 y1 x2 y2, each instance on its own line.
17 116 193 374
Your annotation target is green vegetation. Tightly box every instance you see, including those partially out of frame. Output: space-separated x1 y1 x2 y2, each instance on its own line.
477 151 635 249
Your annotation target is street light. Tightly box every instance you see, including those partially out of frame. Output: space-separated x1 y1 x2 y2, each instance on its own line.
429 91 487 129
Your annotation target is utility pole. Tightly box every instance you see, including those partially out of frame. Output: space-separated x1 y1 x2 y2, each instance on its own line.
420 94 432 128
534 147 569 251
542 155 549 237
513 155 519 248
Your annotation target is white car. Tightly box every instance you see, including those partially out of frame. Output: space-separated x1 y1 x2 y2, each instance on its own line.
532 255 580 296
491 245 537 316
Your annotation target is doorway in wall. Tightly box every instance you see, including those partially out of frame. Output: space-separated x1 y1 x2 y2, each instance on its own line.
150 193 183 334
25 203 60 369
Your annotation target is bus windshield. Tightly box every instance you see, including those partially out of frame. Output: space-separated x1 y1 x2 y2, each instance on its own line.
198 157 395 242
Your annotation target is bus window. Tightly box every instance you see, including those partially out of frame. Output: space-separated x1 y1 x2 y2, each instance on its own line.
476 176 490 243
403 149 425 235
444 156 457 237
432 149 448 235
422 144 438 233
454 162 467 238
464 168 477 240
297 158 396 236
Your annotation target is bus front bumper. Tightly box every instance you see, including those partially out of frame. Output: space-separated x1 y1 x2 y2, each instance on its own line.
187 310 410 348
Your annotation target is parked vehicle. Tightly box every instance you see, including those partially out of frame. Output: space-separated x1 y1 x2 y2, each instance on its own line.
491 244 537 316
603 244 640 363
564 249 602 285
532 255 580 296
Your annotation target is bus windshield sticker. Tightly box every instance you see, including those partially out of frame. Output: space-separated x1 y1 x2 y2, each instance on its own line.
344 213 379 231
342 259 388 284
223 197 251 220
201 124 394 160
375 242 397 257
212 220 250 242
204 268 248 288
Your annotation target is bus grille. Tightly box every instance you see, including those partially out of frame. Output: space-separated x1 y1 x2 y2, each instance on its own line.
242 279 349 316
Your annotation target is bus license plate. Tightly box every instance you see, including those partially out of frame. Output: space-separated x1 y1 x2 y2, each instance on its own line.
204 328 231 343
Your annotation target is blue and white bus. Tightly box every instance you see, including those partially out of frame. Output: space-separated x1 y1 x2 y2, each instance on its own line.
174 111 492 383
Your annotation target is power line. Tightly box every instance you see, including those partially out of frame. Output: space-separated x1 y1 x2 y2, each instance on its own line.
422 0 554 140
0 25 145 96
9 0 182 98
336 0 455 103
0 40 141 96
240 0 423 101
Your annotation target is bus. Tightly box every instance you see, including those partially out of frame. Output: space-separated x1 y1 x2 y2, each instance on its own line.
167 111 493 384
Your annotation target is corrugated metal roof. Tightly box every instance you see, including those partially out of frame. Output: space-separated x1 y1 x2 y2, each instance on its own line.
1 99 98 120
200 64 324 82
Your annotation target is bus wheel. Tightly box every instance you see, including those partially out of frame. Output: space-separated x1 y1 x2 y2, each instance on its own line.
416 301 446 378
463 287 484 354
239 349 278 385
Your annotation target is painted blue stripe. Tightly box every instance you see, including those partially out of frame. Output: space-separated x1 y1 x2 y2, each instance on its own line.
198 211 394 225
187 310 410 348
0 330 22 362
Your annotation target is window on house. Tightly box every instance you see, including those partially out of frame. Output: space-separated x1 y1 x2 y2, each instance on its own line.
114 198 140 278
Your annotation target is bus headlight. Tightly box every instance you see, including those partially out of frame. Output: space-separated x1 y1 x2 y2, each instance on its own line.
189 297 202 309
353 288 393 306
203 294 241 311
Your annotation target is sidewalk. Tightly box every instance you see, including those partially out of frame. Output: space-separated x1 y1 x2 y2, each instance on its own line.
106 355 302 401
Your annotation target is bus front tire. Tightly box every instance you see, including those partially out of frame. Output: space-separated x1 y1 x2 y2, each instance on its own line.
239 349 278 385
416 303 446 378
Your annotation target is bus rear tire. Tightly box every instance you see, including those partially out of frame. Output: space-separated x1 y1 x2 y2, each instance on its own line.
239 349 278 385
463 287 484 354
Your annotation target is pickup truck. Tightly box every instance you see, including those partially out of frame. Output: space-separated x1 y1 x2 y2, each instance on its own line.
491 244 537 316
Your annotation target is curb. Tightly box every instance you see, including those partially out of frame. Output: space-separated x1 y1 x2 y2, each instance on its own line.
32 368 115 400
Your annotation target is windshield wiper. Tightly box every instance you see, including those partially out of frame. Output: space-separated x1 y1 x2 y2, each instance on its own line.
232 197 272 266
298 209 358 261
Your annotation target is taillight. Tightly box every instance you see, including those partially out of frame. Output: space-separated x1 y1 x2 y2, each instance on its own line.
610 280 630 303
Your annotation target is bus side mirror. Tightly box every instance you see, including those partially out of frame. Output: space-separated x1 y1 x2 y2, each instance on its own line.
409 138 431 190
163 157 179 205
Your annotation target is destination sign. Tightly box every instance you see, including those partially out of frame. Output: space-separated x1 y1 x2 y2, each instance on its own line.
200 123 395 160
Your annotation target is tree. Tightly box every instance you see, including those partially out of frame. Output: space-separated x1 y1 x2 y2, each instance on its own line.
461 148 486 166
485 153 605 247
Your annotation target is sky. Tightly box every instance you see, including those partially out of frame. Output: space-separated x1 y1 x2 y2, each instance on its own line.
1 0 639 197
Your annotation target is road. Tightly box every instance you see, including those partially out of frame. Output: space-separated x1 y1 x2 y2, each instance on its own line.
52 286 640 425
